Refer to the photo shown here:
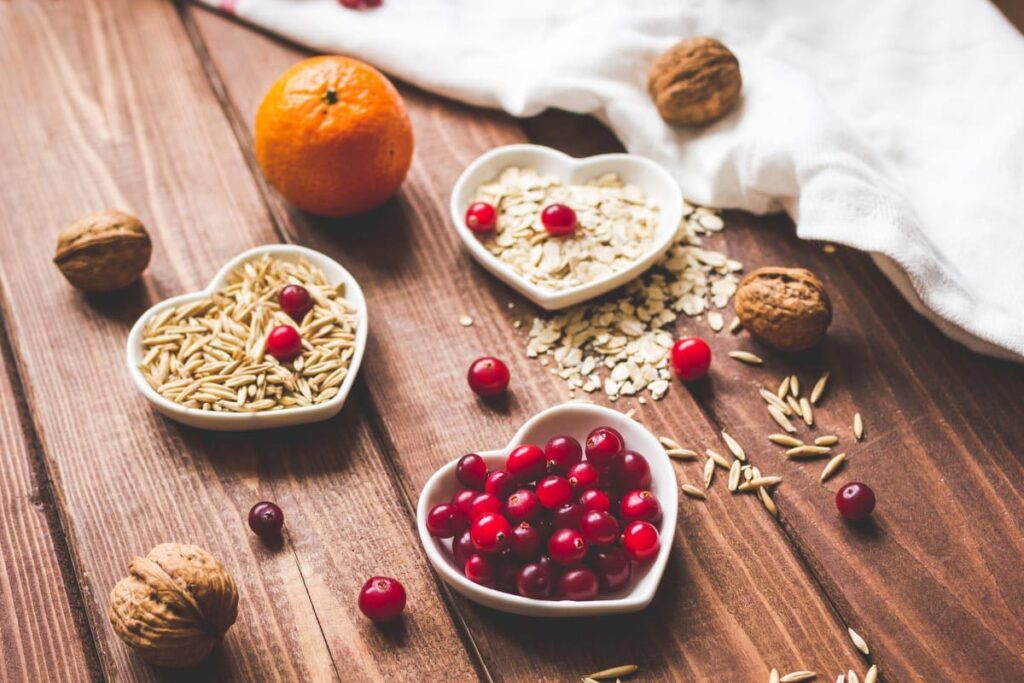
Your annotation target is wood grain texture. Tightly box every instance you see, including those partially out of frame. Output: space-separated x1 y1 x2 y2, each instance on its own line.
189 7 868 680
0 1 479 681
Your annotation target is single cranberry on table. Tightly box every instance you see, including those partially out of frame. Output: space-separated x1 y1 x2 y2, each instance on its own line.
567 461 602 493
278 284 314 321
670 337 712 382
620 489 661 523
248 501 284 540
540 203 578 237
516 561 554 599
558 567 599 601
578 488 611 512
467 356 510 397
607 450 652 491
591 546 632 593
550 502 584 530
544 435 583 471
456 453 488 490
464 553 496 586
622 520 660 562
464 201 497 233
452 530 475 567
509 522 543 560
535 475 573 509
265 325 303 363
506 444 547 483
504 489 542 522
358 576 405 622
580 510 620 547
585 426 624 466
484 470 517 500
468 492 502 520
836 482 876 520
426 502 458 538
548 528 588 566
470 512 511 553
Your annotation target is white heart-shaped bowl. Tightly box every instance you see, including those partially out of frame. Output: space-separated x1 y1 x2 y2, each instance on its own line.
450 144 683 311
417 402 678 617
126 244 368 431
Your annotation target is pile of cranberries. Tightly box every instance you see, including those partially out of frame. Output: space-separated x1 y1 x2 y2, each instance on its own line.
426 426 663 601
263 284 317 363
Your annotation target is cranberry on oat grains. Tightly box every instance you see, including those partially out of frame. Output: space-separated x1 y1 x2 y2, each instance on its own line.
265 325 303 363
540 203 577 236
278 284 314 321
465 201 497 233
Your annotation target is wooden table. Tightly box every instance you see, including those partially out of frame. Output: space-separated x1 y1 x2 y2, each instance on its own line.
1 2 1022 681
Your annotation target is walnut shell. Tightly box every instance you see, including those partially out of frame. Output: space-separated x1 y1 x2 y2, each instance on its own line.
734 267 833 351
647 37 742 125
109 543 238 668
54 210 151 292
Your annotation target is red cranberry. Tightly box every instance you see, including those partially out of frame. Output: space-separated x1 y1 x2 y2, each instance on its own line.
509 522 542 560
580 510 619 547
567 461 602 492
467 356 510 397
558 567 599 600
469 492 502 520
465 201 497 233
248 501 284 540
836 482 876 520
540 203 577 237
470 513 511 553
670 337 712 382
592 546 631 593
265 325 303 363
608 450 651 491
578 489 611 513
506 444 546 483
426 502 457 538
358 576 406 622
585 426 624 466
504 489 541 522
452 530 475 567
535 475 573 509
456 453 488 490
551 503 584 530
451 489 477 519
544 435 583 471
548 528 588 565
536 555 561 580
484 470 516 499
620 490 661 523
516 561 553 599
622 520 660 562
464 554 495 586
339 0 362 8
494 561 519 592
278 285 314 322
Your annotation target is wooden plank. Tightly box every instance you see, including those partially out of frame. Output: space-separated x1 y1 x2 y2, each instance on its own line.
189 8 868 679
0 328 97 681
0 1 479 680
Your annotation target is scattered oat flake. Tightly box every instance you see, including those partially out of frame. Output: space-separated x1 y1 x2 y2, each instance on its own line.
583 665 638 680
820 453 846 482
682 484 707 500
708 310 724 332
458 315 473 327
729 350 763 365
780 672 817 683
848 628 870 656
729 316 742 334
853 412 864 440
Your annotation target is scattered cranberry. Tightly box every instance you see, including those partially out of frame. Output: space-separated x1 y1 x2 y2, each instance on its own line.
551 502 584 530
471 512 511 553
506 444 546 483
670 337 712 382
426 502 457 538
509 522 543 560
278 285 314 322
836 482 876 520
464 554 495 586
544 435 583 472
580 510 620 547
592 546 631 593
469 492 502 520
578 489 611 513
504 489 541 522
467 356 510 397
535 475 573 509
608 450 651 491
358 576 405 622
456 453 488 490
548 528 588 565
465 201 497 233
516 561 553 599
453 530 475 567
248 501 284 540
585 426 624 466
620 489 661 523
540 203 577 237
265 325 302 363
622 520 660 562
484 470 517 500
567 461 602 493
558 567 599 600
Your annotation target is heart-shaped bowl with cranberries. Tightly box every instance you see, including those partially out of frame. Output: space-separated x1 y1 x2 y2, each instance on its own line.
416 402 678 617
450 144 683 311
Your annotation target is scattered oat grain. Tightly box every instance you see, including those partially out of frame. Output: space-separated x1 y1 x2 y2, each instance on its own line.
814 435 839 446
458 315 473 327
811 371 830 404
848 628 869 656
800 397 813 426
584 665 638 680
704 457 716 488
820 453 846 482
780 672 817 682
729 350 764 365
768 406 798 433
853 412 864 440
728 461 741 491
682 484 707 500
722 429 746 461
769 434 803 447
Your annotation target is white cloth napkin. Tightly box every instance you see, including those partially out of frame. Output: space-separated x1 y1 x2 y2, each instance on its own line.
202 0 1024 360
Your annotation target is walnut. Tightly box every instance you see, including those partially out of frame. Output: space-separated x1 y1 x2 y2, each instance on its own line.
647 37 742 126
734 267 832 351
109 543 238 668
54 210 151 292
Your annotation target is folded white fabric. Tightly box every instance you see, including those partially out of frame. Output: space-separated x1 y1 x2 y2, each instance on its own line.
202 0 1024 360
